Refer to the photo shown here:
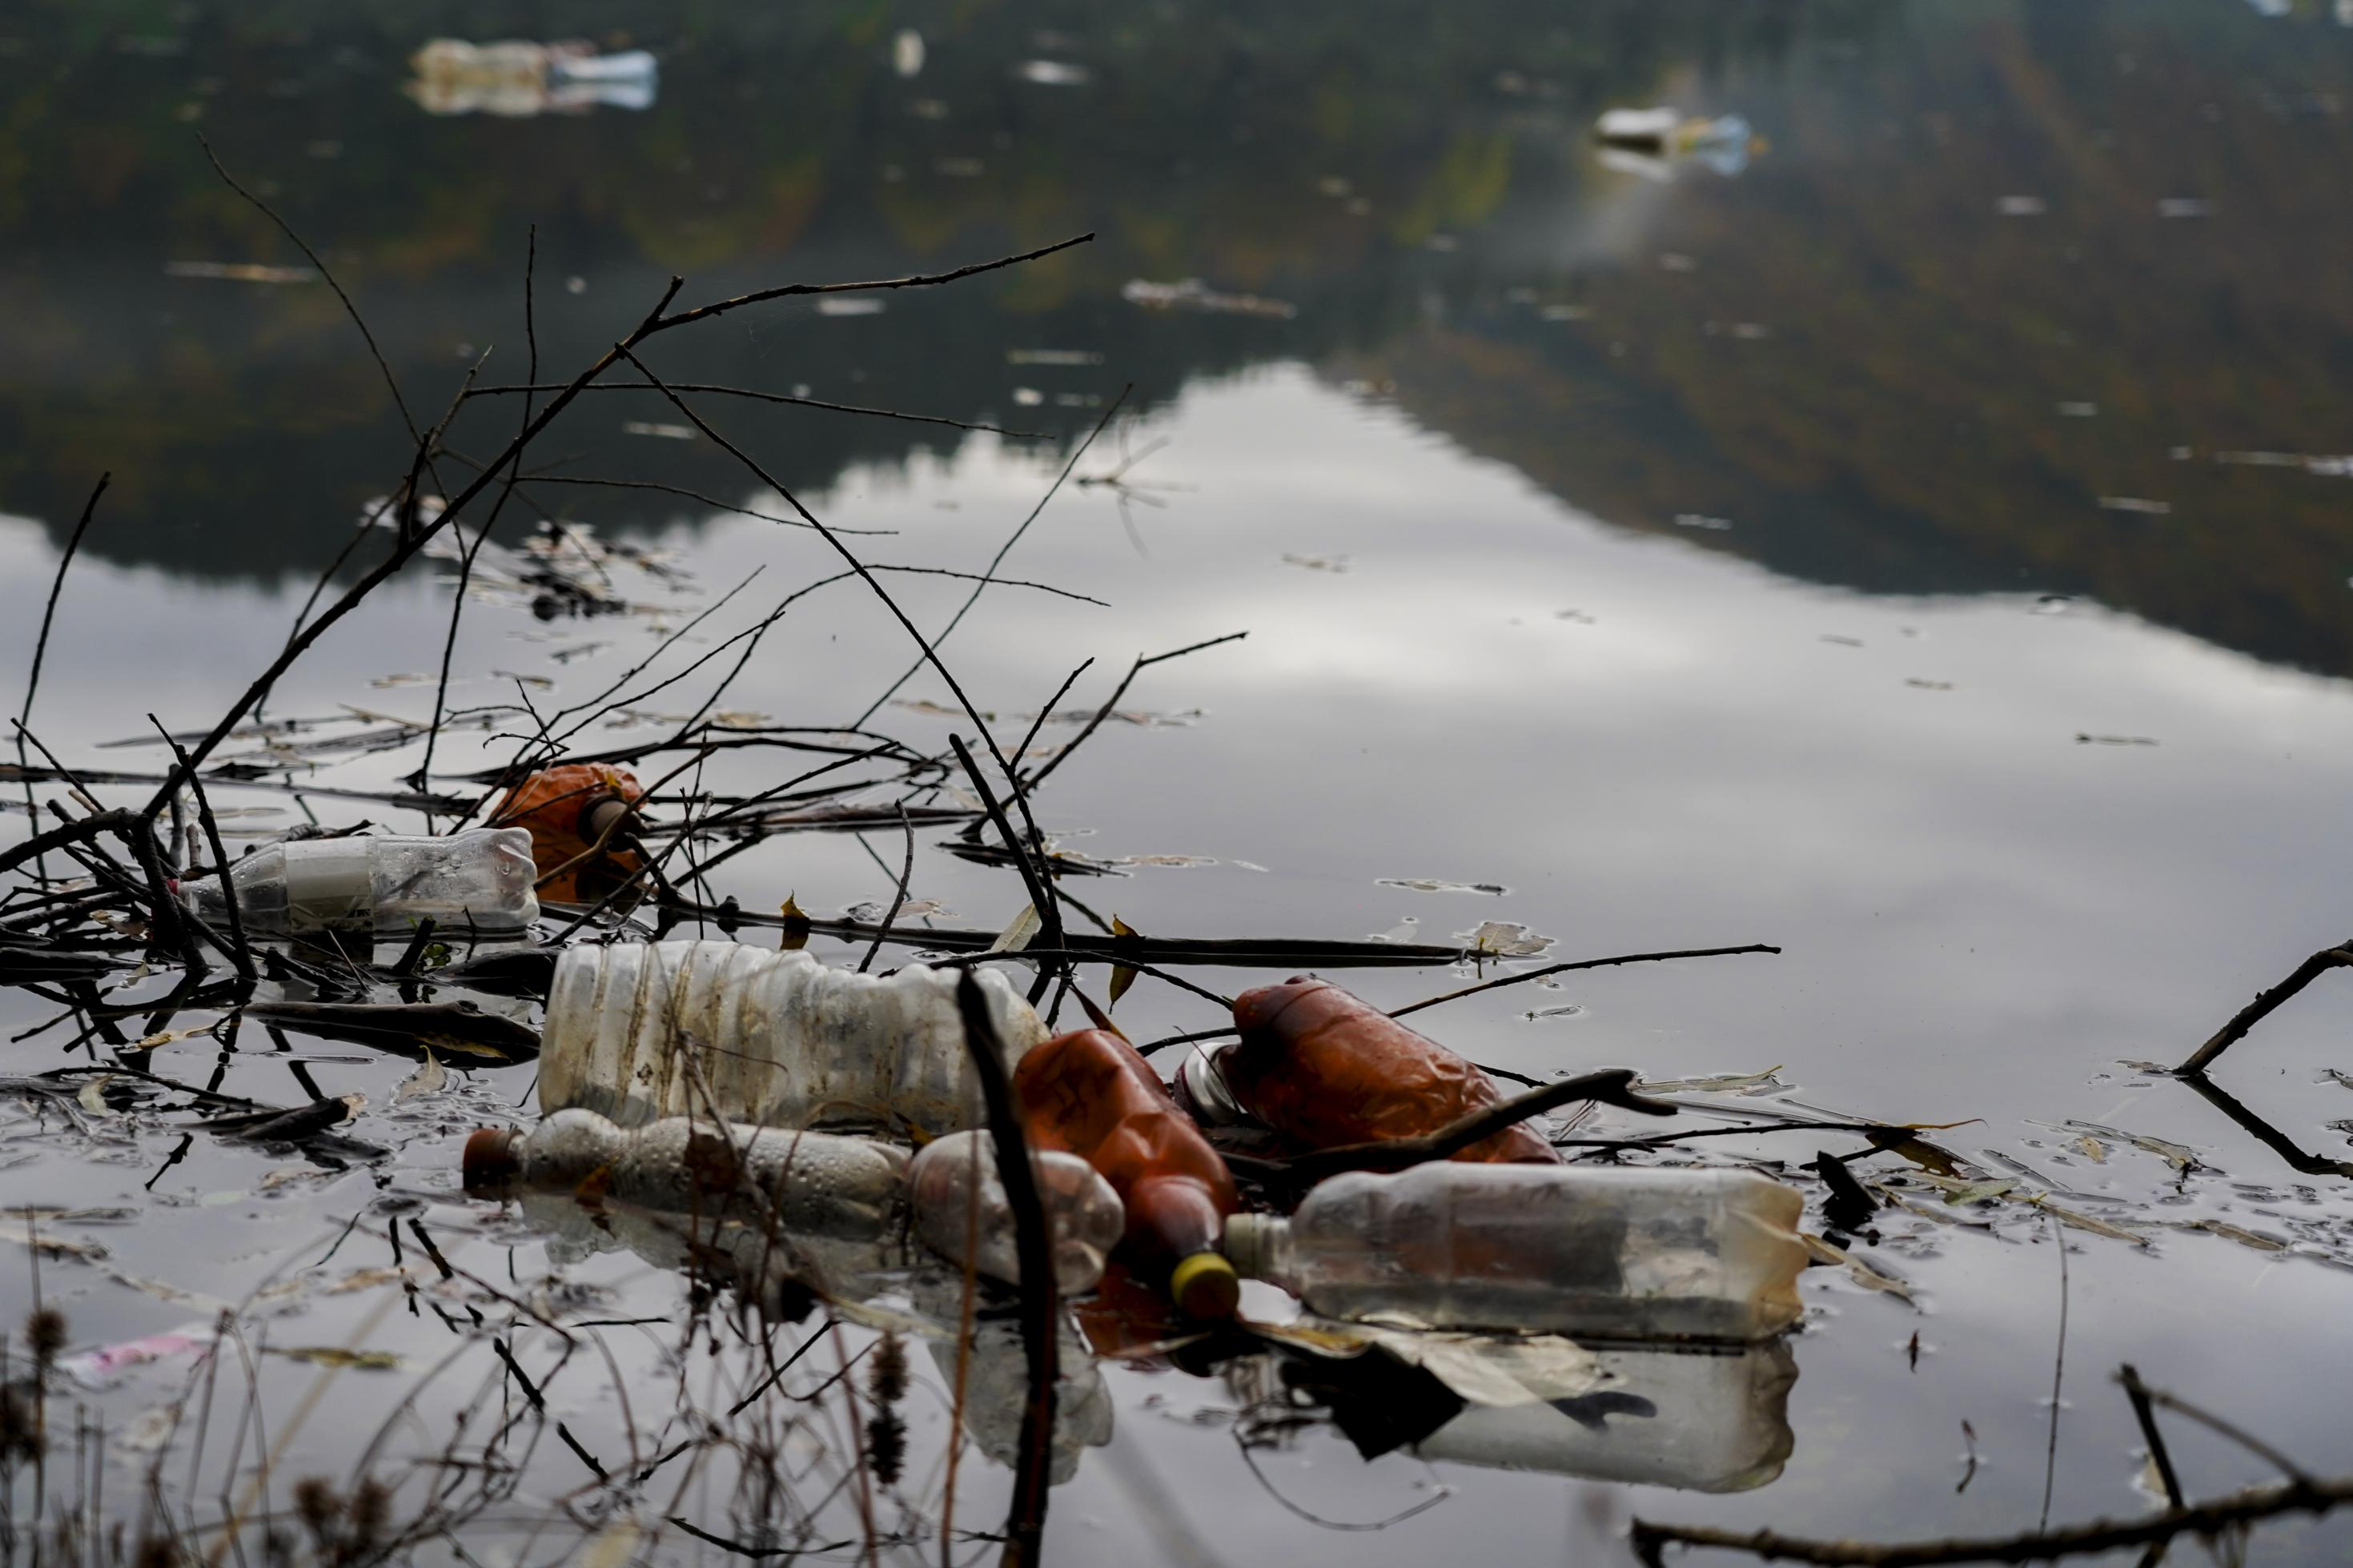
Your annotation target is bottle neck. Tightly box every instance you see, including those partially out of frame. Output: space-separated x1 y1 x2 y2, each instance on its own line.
1221 1213 1294 1286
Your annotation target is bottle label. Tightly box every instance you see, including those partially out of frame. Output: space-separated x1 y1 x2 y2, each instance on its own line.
279 839 375 930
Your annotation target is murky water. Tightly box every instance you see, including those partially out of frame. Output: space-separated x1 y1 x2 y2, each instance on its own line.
4 3 2353 1563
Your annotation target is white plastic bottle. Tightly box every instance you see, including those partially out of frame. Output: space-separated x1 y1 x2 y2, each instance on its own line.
1223 1163 1807 1342
907 1129 1126 1294
536 941 1048 1134
178 828 539 935
463 1108 909 1241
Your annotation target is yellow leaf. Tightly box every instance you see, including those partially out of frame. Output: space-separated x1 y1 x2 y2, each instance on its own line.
1108 915 1139 1010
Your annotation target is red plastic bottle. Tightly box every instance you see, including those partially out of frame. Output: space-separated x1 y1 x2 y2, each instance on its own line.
488 763 646 904
1222 976 1561 1164
1013 1029 1242 1318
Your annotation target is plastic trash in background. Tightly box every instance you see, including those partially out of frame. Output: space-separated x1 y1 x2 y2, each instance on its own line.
907 1129 1125 1294
1415 1339 1798 1491
488 762 646 904
536 941 1048 1133
1223 1161 1807 1341
408 39 657 117
58 1325 219 1390
177 828 538 935
1592 106 1762 179
1200 976 1560 1163
1014 1029 1242 1318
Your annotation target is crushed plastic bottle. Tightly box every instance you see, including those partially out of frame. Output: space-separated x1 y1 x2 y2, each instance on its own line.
1212 977 1560 1163
1593 107 1761 178
1223 1162 1807 1342
463 1108 909 1241
489 762 645 904
1014 1029 1241 1318
537 941 1049 1133
178 828 538 935
907 1129 1125 1294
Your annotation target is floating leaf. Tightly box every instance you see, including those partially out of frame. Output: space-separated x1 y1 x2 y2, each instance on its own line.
1458 921 1554 958
2030 1197 2150 1246
988 903 1041 955
267 1345 405 1372
1107 916 1140 1010
128 1023 218 1053
2075 1134 2109 1164
2054 1119 2206 1173
1640 1065 1786 1097
77 1074 118 1117
392 1048 445 1105
1802 1233 1915 1304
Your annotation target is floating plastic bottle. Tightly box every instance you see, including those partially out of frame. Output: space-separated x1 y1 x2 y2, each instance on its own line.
537 941 1048 1133
463 1108 909 1241
908 1129 1125 1294
1206 977 1559 1163
178 828 538 935
1014 1029 1241 1318
489 762 645 904
1223 1163 1807 1342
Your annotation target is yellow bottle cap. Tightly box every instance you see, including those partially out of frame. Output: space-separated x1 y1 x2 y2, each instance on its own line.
1169 1250 1241 1320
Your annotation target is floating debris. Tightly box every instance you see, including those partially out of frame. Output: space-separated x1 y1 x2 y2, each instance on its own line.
621 420 697 440
1122 278 1299 319
1378 878 1508 896
1015 59 1092 86
1997 195 2048 216
163 261 313 284
2098 496 2173 515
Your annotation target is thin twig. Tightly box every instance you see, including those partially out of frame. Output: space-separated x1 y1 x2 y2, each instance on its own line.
2117 1365 2184 1511
1021 630 1249 793
468 380 1048 439
857 808 917 975
1390 943 1783 1019
1630 1473 2353 1566
952 973 1058 1568
18 473 108 878
149 718 253 982
2176 941 2353 1074
856 387 1131 726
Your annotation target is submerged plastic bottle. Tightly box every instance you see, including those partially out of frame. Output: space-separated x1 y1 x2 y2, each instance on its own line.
1223 1163 1807 1342
488 762 646 904
1013 1029 1242 1318
907 1129 1125 1294
536 941 1049 1133
1207 977 1560 1163
463 1108 909 1241
178 828 538 935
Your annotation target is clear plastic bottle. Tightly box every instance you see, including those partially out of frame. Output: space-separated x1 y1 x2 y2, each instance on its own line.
1223 1163 1807 1342
463 1108 909 1241
907 1129 1125 1294
536 941 1048 1134
178 828 539 935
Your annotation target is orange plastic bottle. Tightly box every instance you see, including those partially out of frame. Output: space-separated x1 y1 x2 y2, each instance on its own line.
488 763 646 904
1222 976 1561 1164
1013 1029 1242 1319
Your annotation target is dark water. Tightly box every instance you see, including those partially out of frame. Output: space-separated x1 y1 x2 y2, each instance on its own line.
4 2 2353 1563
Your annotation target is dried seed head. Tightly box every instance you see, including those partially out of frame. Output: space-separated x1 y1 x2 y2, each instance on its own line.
23 1309 66 1369
864 1407 906 1488
291 1476 343 1550
345 1478 390 1555
867 1330 908 1406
